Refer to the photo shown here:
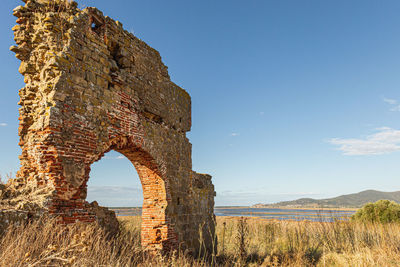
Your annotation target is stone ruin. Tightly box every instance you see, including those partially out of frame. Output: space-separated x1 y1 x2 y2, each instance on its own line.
0 0 216 254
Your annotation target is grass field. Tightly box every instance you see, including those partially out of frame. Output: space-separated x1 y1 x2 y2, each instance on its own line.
1 215 400 266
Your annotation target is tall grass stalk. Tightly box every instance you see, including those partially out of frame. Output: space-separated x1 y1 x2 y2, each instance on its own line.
216 217 400 266
1 215 400 266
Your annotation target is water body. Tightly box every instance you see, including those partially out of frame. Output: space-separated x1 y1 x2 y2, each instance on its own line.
111 207 356 222
215 207 356 222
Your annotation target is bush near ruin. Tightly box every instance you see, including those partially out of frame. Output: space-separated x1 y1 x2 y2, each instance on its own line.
352 199 400 223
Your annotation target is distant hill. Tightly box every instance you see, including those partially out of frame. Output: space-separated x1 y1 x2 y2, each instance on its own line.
253 190 400 208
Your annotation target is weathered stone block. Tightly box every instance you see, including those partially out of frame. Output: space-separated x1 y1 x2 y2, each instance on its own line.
18 62 35 74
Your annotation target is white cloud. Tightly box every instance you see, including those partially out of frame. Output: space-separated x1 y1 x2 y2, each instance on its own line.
88 186 141 194
218 190 320 199
87 186 142 207
215 189 323 206
329 127 400 155
274 191 321 196
383 97 400 111
383 97 397 105
259 111 265 116
230 132 240 136
0 123 7 127
103 155 126 160
391 105 400 112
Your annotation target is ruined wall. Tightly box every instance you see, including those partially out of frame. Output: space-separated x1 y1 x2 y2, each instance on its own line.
6 0 216 253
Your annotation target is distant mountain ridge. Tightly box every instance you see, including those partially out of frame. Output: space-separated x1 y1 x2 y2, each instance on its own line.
253 190 400 208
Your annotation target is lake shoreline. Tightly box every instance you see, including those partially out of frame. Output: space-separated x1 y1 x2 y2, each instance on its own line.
110 206 358 211
215 206 358 211
112 206 357 222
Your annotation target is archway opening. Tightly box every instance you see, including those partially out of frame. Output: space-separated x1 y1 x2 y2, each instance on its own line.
86 149 171 250
87 150 143 209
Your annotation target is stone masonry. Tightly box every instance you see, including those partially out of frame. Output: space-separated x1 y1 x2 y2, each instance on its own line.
4 0 216 253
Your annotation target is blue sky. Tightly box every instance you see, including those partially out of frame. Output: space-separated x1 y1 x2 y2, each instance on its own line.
1 0 400 206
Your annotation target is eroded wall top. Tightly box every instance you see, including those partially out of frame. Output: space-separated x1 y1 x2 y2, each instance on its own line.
13 0 191 139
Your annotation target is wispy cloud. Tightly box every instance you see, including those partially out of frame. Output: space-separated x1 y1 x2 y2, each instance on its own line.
216 189 323 206
103 155 125 160
0 123 7 127
391 106 400 112
88 186 141 194
87 186 142 207
383 97 400 111
274 191 321 196
329 127 400 155
259 111 265 116
383 98 397 105
230 132 240 137
218 190 320 199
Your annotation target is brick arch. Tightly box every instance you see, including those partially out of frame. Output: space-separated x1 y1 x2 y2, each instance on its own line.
87 136 176 249
9 0 215 254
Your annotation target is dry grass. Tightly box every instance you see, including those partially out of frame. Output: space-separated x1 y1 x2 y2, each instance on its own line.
1 215 400 266
216 216 400 266
0 172 13 184
0 215 208 267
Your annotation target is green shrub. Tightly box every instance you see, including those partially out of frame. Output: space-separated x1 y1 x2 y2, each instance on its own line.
352 200 400 223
